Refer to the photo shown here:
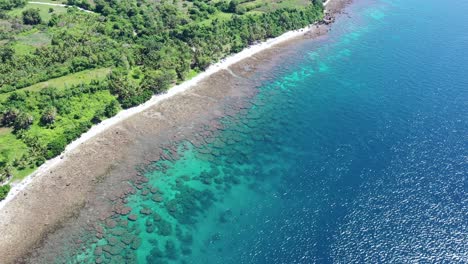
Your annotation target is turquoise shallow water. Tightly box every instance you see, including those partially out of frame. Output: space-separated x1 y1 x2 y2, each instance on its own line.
61 0 467 262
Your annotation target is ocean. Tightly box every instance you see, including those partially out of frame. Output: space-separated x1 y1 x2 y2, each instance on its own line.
52 0 468 262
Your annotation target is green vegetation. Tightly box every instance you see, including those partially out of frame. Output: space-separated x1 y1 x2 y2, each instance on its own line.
0 0 324 199
0 67 110 101
0 184 11 200
22 8 42 24
0 0 26 11
7 2 68 21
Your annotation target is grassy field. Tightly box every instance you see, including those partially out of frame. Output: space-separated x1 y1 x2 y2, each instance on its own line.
7 2 68 22
16 30 50 46
199 11 233 26
242 0 310 12
0 128 32 180
12 29 51 55
0 128 29 164
0 68 111 101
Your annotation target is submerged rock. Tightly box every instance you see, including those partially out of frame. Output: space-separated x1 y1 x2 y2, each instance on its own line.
140 208 152 215
128 214 138 221
121 234 135 245
153 213 161 222
107 237 118 246
152 194 164 202
131 238 142 250
146 225 155 233
119 206 132 216
105 219 117 228
165 240 178 260
94 246 103 256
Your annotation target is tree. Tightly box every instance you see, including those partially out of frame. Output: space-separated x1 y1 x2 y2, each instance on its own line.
41 106 57 125
313 0 323 6
22 8 42 25
0 45 14 63
1 107 20 127
46 137 66 159
141 69 176 94
104 100 120 118
0 184 11 201
48 14 58 26
0 164 13 183
0 0 26 11
227 0 238 13
91 108 105 124
71 56 91 72
13 112 33 130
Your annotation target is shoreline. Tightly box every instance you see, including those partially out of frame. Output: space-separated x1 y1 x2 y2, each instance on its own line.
0 0 352 262
0 3 333 211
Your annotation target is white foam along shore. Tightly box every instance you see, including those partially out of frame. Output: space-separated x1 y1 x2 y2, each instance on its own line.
0 2 332 210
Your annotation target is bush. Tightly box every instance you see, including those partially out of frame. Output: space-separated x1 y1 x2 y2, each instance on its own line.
141 69 176 94
41 107 57 125
1 107 20 126
91 108 105 124
22 8 42 25
71 56 91 72
0 0 26 11
46 137 67 159
0 108 33 131
35 156 46 166
104 100 120 118
0 184 11 201
13 112 33 131
119 89 152 109
0 45 14 63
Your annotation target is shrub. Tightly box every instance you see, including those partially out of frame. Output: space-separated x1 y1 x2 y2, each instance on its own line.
41 107 57 125
141 69 176 94
0 184 11 201
104 100 120 118
35 156 46 166
119 89 152 109
1 108 33 130
1 107 20 126
13 112 33 131
22 8 42 25
91 109 105 124
46 137 67 159
0 0 26 11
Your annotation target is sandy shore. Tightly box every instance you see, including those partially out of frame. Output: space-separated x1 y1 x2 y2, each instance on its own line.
0 1 351 262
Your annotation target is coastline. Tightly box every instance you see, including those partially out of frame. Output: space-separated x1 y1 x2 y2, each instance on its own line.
0 2 335 211
0 0 351 262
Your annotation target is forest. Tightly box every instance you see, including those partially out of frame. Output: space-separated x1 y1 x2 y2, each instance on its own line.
0 0 324 199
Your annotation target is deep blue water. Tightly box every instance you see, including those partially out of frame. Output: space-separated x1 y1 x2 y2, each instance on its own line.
63 0 468 262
